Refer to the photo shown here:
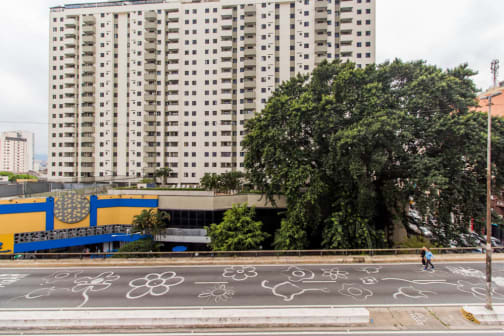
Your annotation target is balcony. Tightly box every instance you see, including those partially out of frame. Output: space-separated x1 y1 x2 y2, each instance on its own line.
64 27 77 37
144 62 156 71
144 83 156 91
315 22 327 32
82 35 94 43
82 74 94 83
144 42 156 51
221 8 233 18
82 25 95 34
82 86 94 94
244 47 256 56
244 5 255 15
244 91 255 99
81 95 94 103
63 67 76 76
166 73 178 81
81 106 94 113
166 53 179 61
144 125 156 132
166 63 178 72
63 86 75 96
64 38 76 47
81 55 94 64
244 80 255 89
244 102 255 110
64 57 76 66
244 69 255 78
80 125 95 133
82 15 96 25
221 39 232 49
144 94 156 102
145 11 156 21
144 114 156 122
144 51 156 60
315 11 327 20
244 58 255 67
64 17 77 27
82 64 95 73
144 72 157 81
144 104 156 112
244 25 256 35
144 31 157 41
220 81 232 90
144 20 156 30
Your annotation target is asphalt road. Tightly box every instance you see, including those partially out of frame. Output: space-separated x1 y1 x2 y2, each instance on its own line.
1 262 504 309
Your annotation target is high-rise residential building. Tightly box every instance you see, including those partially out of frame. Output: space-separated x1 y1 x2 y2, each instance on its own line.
0 131 34 173
48 0 375 185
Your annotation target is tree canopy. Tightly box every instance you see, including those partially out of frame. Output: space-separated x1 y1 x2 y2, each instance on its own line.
206 203 269 251
243 59 504 249
131 208 170 237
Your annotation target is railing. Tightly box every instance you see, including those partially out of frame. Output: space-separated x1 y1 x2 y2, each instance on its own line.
2 246 490 260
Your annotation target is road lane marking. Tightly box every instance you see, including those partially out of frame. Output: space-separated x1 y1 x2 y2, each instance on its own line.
302 280 337 283
194 281 228 284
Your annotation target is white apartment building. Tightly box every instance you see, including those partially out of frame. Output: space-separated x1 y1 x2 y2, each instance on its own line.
0 131 34 173
48 0 375 185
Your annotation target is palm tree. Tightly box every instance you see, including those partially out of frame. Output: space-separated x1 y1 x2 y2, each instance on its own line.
154 167 172 186
132 208 170 237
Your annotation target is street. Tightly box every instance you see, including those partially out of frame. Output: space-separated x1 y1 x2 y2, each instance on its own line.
1 262 504 309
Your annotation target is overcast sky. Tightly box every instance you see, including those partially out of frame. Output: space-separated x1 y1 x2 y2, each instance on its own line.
0 0 503 157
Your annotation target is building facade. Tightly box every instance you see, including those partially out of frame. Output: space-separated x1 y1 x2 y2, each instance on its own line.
0 131 34 173
48 0 376 185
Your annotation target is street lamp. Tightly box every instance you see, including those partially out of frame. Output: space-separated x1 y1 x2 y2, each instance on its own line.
481 90 501 310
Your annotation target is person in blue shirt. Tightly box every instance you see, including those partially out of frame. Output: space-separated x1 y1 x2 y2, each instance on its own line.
424 247 434 270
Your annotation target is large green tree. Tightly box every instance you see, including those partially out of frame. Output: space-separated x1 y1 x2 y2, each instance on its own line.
206 203 269 251
244 59 504 249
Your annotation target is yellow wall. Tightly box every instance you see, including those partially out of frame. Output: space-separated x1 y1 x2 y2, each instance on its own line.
0 212 46 234
0 234 14 252
0 198 46 205
97 207 152 226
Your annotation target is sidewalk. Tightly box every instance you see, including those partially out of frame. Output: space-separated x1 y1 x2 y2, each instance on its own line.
1 252 503 267
0 306 499 332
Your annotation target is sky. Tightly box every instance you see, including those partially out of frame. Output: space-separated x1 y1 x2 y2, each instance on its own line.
0 0 503 157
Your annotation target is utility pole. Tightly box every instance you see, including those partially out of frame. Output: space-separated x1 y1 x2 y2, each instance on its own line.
482 59 500 311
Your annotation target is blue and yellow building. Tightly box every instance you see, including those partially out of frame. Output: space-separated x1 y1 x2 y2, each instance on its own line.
0 194 157 254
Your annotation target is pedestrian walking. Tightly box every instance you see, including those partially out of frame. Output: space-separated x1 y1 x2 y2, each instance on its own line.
424 247 434 270
420 246 426 267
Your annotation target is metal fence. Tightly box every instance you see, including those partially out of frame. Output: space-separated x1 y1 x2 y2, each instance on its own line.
3 246 488 260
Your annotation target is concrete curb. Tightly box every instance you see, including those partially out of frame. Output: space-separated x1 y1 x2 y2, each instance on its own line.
461 305 504 325
0 253 503 267
0 308 369 330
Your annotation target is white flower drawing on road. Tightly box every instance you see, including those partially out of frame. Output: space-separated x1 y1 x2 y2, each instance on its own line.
446 266 484 279
198 284 235 303
72 271 120 307
42 270 83 285
283 266 314 282
393 286 436 299
321 268 349 281
127 272 184 299
338 283 373 301
262 280 329 302
360 276 378 285
360 266 382 274
222 266 258 281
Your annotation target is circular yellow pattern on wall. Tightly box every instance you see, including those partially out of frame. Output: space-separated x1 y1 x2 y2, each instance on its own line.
54 194 90 224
